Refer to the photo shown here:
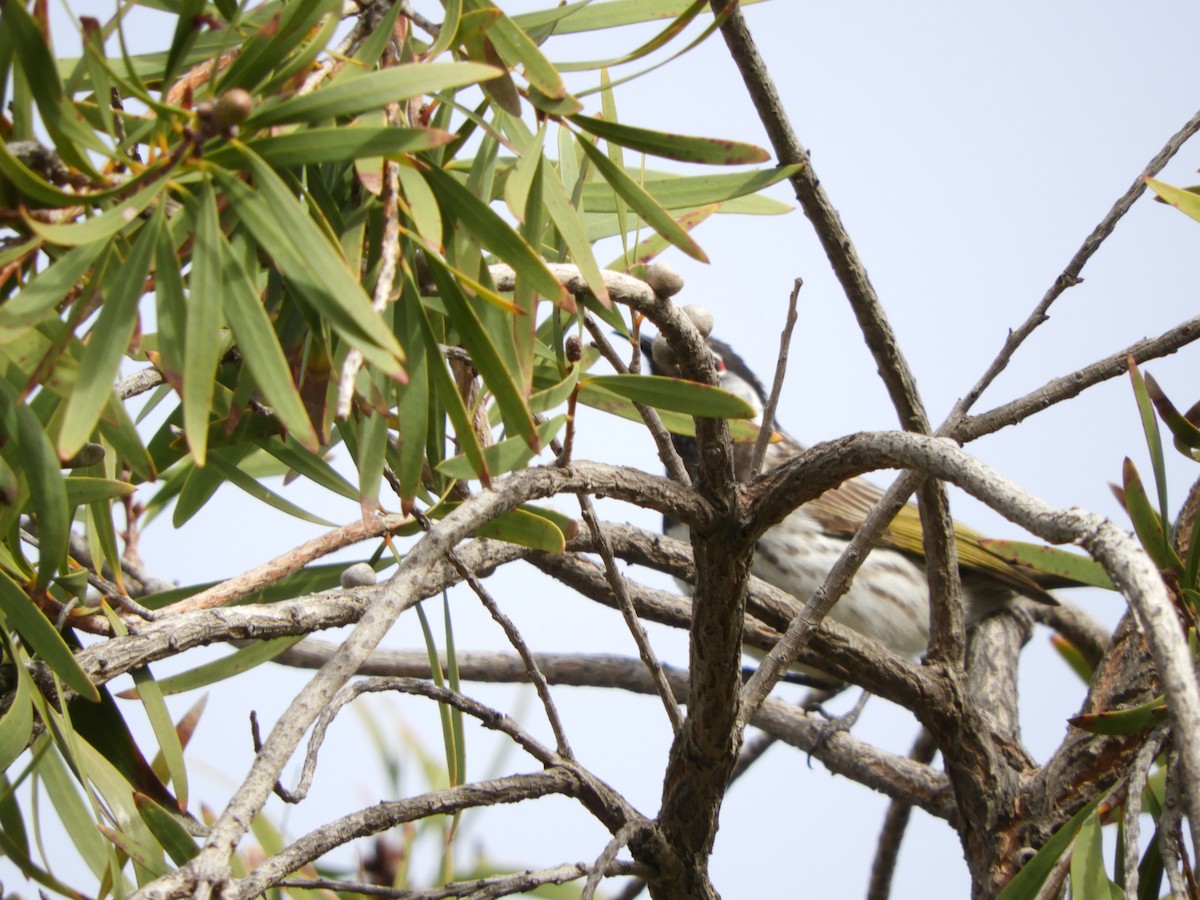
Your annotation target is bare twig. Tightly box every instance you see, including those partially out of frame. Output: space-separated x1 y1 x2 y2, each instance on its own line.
948 107 1200 422
1121 722 1169 900
868 728 939 900
749 277 801 477
577 494 686 732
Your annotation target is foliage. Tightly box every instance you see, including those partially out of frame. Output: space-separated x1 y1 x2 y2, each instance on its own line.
0 0 780 894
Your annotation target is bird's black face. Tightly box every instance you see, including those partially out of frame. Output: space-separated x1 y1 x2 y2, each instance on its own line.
639 334 770 424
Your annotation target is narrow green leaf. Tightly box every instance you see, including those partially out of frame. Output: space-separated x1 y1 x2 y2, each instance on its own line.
1144 372 1200 450
425 258 538 449
65 477 137 507
438 414 565 479
469 2 573 105
422 164 569 303
128 664 189 811
205 452 337 527
245 63 503 128
571 113 769 165
414 301 490 487
581 164 801 213
7 397 69 594
511 0 768 34
217 229 321 451
215 151 406 375
1122 458 1181 573
183 182 226 466
998 795 1106 900
259 437 357 500
0 646 33 771
0 571 99 702
1145 176 1200 224
474 507 566 553
529 365 580 415
575 378 764 441
393 284 431 512
1071 813 1119 900
24 177 167 247
59 219 161 459
1069 696 1166 736
206 126 455 168
978 539 1115 591
0 240 107 344
583 373 754 418
573 134 708 262
541 159 611 305
1128 359 1170 537
134 794 200 866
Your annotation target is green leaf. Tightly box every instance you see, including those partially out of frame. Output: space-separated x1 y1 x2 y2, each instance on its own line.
1145 176 1200 224
1122 458 1182 574
259 437 357 501
583 373 754 418
1144 372 1200 450
424 257 538 450
5 393 69 594
570 113 770 165
0 641 34 771
978 539 1115 591
182 182 226 467
422 164 569 304
59 213 162 457
215 151 406 376
438 415 565 479
511 0 769 34
64 477 136 507
1070 813 1118 900
581 165 801 213
474 506 566 553
541 159 611 305
1127 359 1170 539
134 794 200 866
244 63 504 128
469 2 576 109
127 664 189 811
217 227 321 452
573 134 708 262
205 452 338 527
0 240 108 344
998 794 1105 900
146 636 307 696
205 126 456 168
24 176 167 247
575 378 765 442
1068 695 1166 736
0 571 99 702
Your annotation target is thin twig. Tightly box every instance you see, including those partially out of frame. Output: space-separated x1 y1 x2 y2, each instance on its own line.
947 106 1200 423
867 728 938 900
577 494 686 732
1122 722 1169 900
749 277 801 477
434 524 575 759
582 822 638 900
957 313 1200 441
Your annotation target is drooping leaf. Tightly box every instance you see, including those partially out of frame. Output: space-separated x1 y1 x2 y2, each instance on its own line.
244 63 503 128
583 373 754 418
438 414 565 479
570 113 769 165
978 539 1115 591
0 572 98 702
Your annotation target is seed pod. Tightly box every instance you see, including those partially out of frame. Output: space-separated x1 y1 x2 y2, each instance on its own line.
644 263 684 298
340 563 377 589
682 304 714 338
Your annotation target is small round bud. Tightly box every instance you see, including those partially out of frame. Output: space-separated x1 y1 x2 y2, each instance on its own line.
212 88 253 128
644 263 684 298
650 334 677 370
61 442 106 469
681 304 714 338
340 562 377 588
565 335 582 364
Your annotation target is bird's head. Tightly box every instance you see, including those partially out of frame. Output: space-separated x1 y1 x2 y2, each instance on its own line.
639 333 772 427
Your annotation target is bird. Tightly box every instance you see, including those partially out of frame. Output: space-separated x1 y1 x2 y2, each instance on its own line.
640 332 1067 663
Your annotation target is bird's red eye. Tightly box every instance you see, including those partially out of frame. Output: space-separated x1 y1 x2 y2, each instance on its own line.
712 353 726 372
